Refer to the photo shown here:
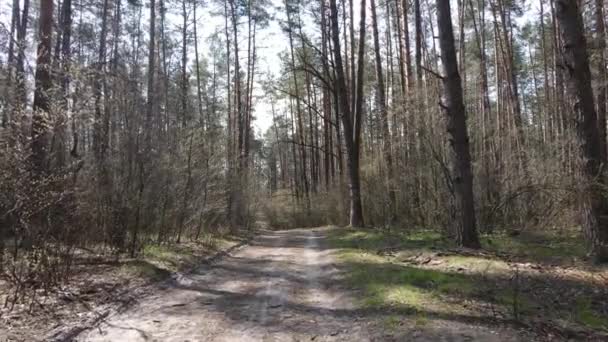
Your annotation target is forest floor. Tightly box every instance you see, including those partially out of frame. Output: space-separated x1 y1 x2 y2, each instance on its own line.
3 226 607 341
328 226 608 341
73 227 535 341
0 231 251 342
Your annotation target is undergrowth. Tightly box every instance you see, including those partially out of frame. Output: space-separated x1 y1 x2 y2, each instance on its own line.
327 227 608 335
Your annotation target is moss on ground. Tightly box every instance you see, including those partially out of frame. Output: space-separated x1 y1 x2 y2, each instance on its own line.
327 227 607 334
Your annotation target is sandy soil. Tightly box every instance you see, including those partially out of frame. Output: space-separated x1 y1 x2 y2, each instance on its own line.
76 228 531 342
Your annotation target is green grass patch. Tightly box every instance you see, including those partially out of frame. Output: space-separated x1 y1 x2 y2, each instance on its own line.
347 260 475 310
142 233 241 272
442 255 509 273
382 315 402 330
494 289 534 318
127 233 243 281
144 244 184 261
484 230 586 263
414 314 429 328
575 299 608 330
327 228 446 252
143 244 197 271
329 226 587 265
328 226 606 336
119 260 171 282
329 228 476 313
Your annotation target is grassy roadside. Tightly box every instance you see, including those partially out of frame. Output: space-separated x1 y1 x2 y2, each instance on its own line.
1 231 252 341
119 233 250 281
327 227 608 337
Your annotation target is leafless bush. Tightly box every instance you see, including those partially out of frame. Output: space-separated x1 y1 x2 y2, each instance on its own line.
0 105 229 310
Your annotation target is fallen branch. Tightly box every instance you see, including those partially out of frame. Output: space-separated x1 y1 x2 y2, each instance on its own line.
47 310 110 342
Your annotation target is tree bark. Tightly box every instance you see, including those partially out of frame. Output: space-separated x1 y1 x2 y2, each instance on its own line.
436 0 480 248
286 0 310 208
394 0 407 96
414 0 422 83
93 0 109 164
193 1 204 125
329 0 365 227
133 0 156 257
181 0 189 128
2 0 20 127
31 0 55 173
371 0 396 224
555 0 608 262
595 0 607 162
228 0 247 228
15 0 30 108
401 0 412 90
145 0 156 150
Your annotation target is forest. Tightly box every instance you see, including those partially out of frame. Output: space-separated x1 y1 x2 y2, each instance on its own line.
1 0 608 340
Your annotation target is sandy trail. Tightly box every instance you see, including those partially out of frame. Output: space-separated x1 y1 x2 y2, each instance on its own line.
78 228 368 342
77 228 529 342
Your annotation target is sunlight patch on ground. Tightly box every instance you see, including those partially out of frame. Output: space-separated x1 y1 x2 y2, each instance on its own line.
328 226 608 335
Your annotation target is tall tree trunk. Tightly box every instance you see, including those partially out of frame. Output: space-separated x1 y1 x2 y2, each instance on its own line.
2 0 20 127
469 0 498 221
304 63 318 193
15 0 30 108
224 0 233 219
414 0 422 82
595 0 607 162
93 0 109 165
228 0 246 227
93 0 113 246
371 0 396 224
31 0 55 173
181 0 189 128
159 0 168 139
193 1 204 125
436 0 480 248
145 0 156 150
177 133 194 243
351 0 366 227
244 8 256 171
394 0 407 96
133 0 156 257
286 0 310 207
60 0 72 96
329 0 365 227
320 0 334 188
349 0 356 115
401 0 412 90
540 0 551 143
555 0 608 262
551 0 566 151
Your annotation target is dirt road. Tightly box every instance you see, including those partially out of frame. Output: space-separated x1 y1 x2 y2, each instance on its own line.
78 228 370 341
77 228 527 342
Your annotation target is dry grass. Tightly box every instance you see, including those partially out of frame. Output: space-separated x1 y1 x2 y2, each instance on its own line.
0 231 249 341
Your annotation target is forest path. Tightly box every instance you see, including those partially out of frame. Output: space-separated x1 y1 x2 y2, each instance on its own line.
77 227 526 341
78 228 370 341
